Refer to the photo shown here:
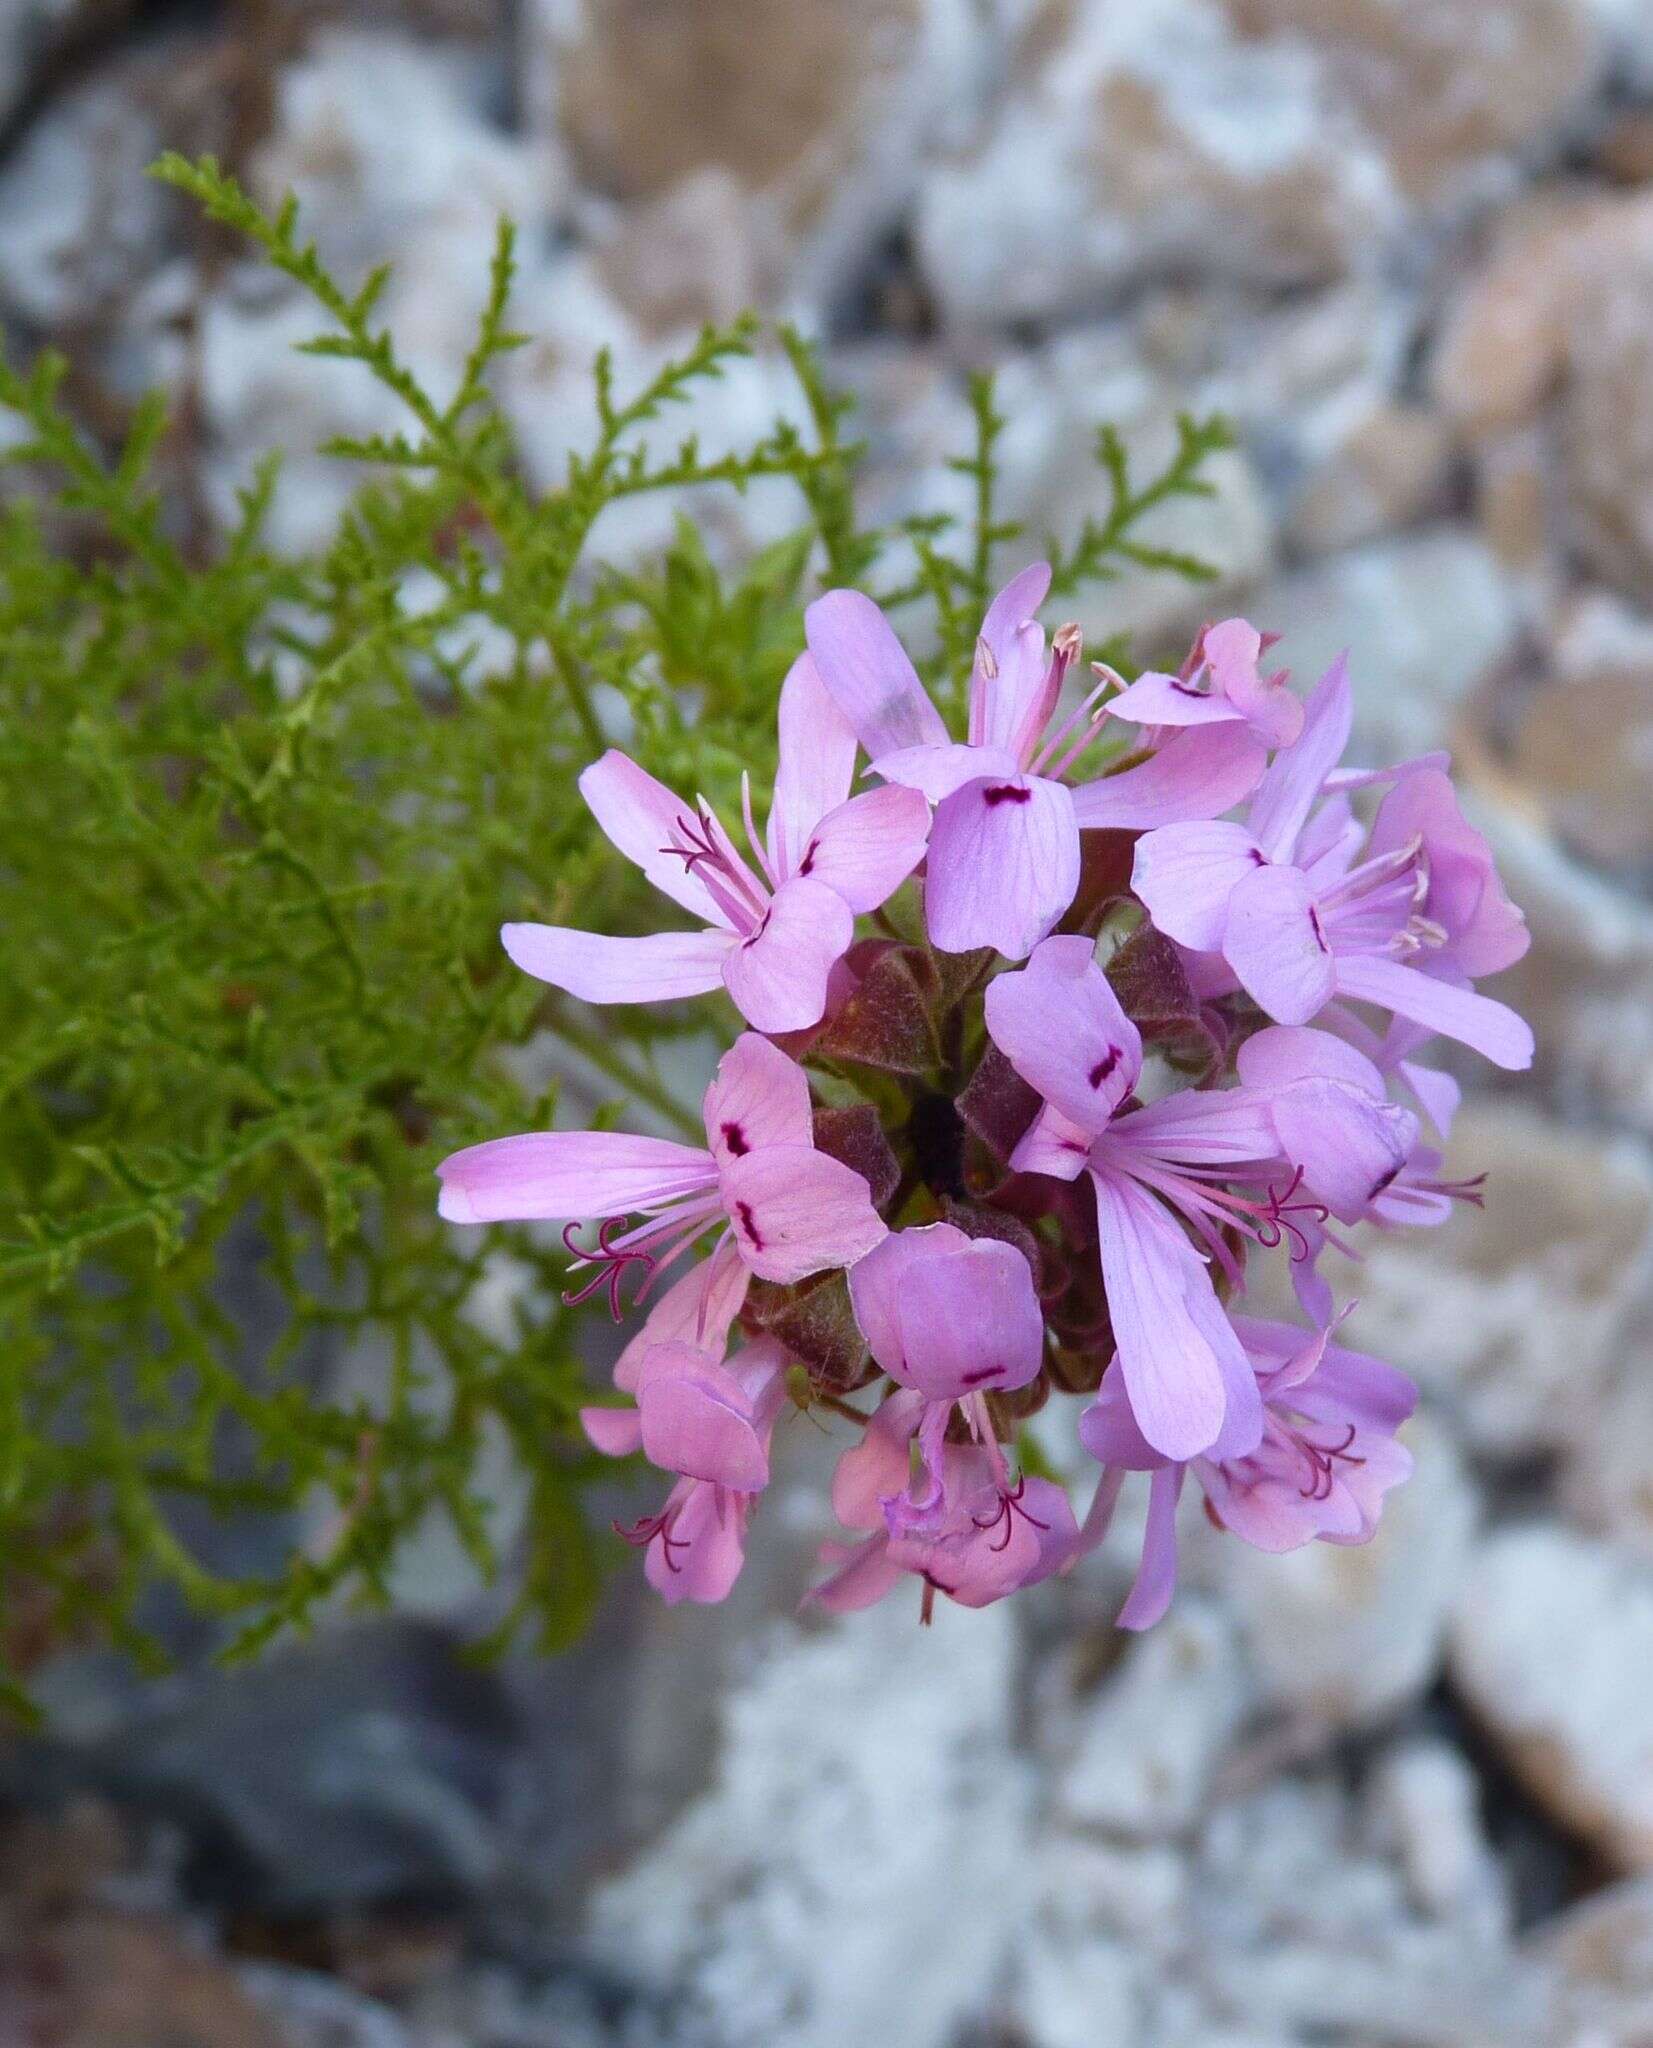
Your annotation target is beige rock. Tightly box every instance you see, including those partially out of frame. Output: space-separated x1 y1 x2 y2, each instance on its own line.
533 0 981 309
1286 400 1453 553
1517 661 1653 869
1527 1874 1653 2045
1344 1103 1653 1459
1433 188 1653 600
1449 1525 1653 1872
1225 0 1610 206
916 0 1396 329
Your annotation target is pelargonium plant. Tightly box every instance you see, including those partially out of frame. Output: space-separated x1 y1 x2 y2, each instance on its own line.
439 569 1532 1627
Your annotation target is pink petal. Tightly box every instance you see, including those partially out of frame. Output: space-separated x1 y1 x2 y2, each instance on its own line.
1118 1465 1185 1630
1130 821 1269 952
1105 669 1241 729
701 1030 815 1168
635 1342 772 1491
1367 767 1529 977
437 1130 714 1224
500 923 733 1005
720 875 855 1033
793 783 930 914
891 1238 1045 1399
1332 955 1534 1071
581 1406 643 1456
807 1534 904 1613
1235 1022 1386 1098
973 569 1053 753
1296 794 1364 886
804 590 949 761
984 934 1141 1129
1088 1170 1234 1461
925 773 1080 961
1109 1088 1279 1169
830 1389 925 1528
1206 617 1303 748
1071 724 1267 830
767 652 857 880
1222 863 1337 1025
646 1480 748 1605
615 1244 751 1390
1009 1102 1095 1181
1398 1058 1460 1139
1265 1079 1417 1224
719 1144 887 1282
578 751 735 930
847 1223 971 1380
1245 654 1352 863
875 740 1019 802
1077 1370 1163 1472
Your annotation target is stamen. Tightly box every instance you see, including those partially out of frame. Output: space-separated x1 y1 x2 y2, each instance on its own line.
970 1473 1052 1551
614 1505 691 1571
561 1218 657 1319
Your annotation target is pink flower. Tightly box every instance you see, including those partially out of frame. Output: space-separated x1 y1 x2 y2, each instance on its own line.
582 1336 791 1606
808 1390 1077 1614
436 1032 887 1315
804 566 1269 961
502 655 930 1033
847 1221 1046 1536
986 936 1286 1462
1132 662 1533 1070
1105 617 1304 749
1077 1313 1418 1629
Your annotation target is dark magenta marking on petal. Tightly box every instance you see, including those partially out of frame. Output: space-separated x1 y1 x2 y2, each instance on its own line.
982 784 1033 807
735 1199 765 1251
721 1120 750 1157
798 841 817 876
1088 1045 1121 1090
960 1365 1003 1388
1308 903 1331 953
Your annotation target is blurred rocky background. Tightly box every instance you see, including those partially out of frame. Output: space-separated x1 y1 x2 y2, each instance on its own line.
6 0 1653 2043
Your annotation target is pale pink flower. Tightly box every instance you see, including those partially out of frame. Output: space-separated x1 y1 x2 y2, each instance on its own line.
437 1033 887 1319
1077 1313 1417 1628
1105 617 1304 749
503 655 930 1033
804 567 1269 961
1132 662 1533 1069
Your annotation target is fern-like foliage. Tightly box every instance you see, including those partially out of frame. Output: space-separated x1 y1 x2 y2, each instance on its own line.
0 154 1233 1713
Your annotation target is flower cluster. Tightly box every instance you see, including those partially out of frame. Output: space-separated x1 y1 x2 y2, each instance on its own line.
438 566 1532 1627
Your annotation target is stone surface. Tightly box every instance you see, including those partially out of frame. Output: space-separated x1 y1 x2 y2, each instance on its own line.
1055 1599 1253 1839
1248 526 1520 770
585 1596 1031 2048
1527 1874 1653 2046
1450 1526 1653 1872
1516 603 1653 868
532 0 982 311
1218 1411 1479 1732
1345 1104 1653 1460
916 0 1396 329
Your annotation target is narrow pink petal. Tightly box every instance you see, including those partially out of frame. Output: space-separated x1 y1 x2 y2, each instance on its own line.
804 590 948 760
794 783 930 914
1222 863 1337 1025
646 1481 747 1605
616 1245 750 1390
1088 1171 1229 1461
1332 955 1534 1070
892 1238 1045 1398
437 1130 714 1224
847 1223 971 1380
1072 722 1267 830
500 923 733 1005
1009 1102 1095 1181
1130 821 1268 952
1118 1466 1185 1630
720 1144 887 1282
925 773 1080 961
578 751 734 930
1296 794 1364 886
830 1389 925 1528
1109 1088 1279 1168
720 875 855 1033
806 1534 904 1612
701 1031 814 1168
581 1406 643 1456
635 1342 771 1491
767 652 857 880
1245 654 1352 862
875 740 1018 802
984 934 1141 1129
1206 617 1303 748
1078 1370 1163 1472
1398 1058 1460 1139
975 622 1050 758
1106 670 1239 729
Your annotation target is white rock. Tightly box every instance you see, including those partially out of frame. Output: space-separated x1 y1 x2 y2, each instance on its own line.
1057 1599 1253 1840
1527 1874 1653 2047
1248 526 1520 766
1449 1525 1653 1871
586 1597 1031 2048
1365 1739 1509 1931
1219 1412 1478 1731
916 0 1396 328
1344 1105 1653 1461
